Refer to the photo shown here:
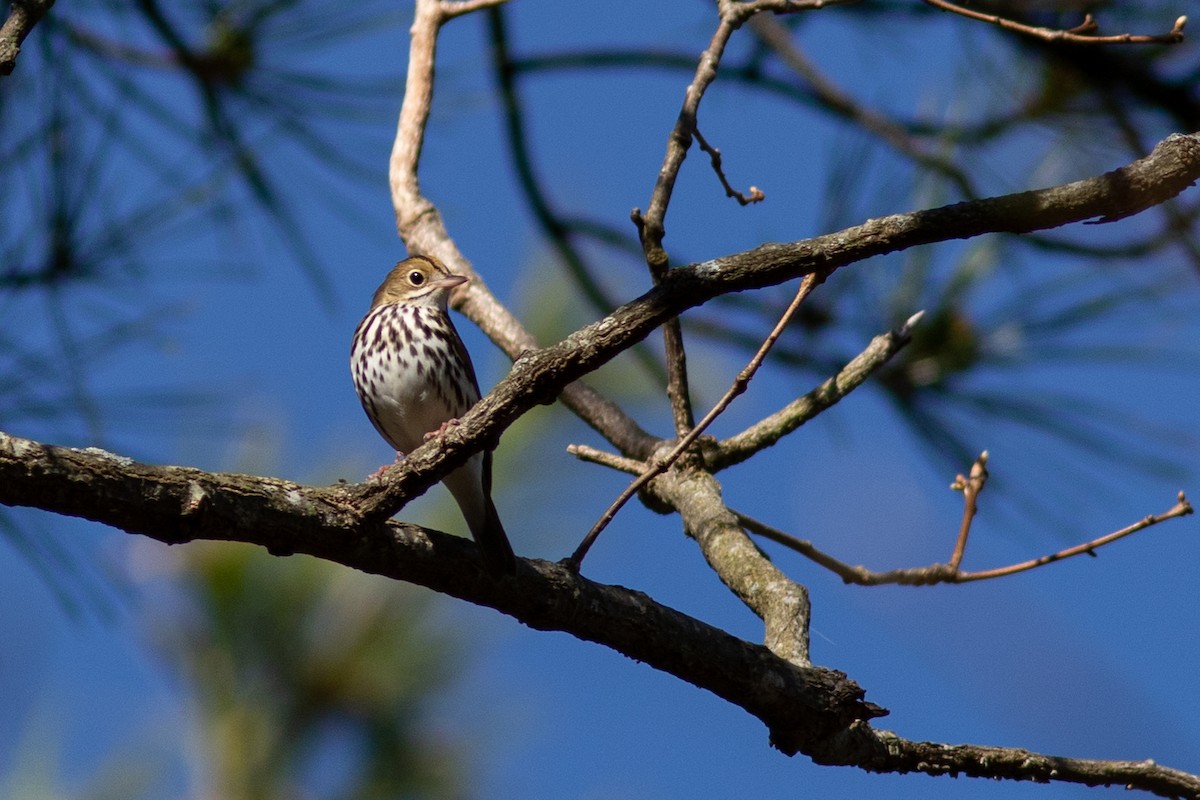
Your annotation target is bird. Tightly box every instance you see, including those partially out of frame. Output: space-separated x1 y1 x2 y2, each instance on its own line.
350 254 516 576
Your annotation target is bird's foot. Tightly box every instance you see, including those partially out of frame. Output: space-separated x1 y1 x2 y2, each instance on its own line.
367 452 405 481
423 418 462 442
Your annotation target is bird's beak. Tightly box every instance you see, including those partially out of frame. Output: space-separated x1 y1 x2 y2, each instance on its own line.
433 274 469 290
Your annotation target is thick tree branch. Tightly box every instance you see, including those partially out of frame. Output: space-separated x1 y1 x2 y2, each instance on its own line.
5 431 1198 796
653 465 814 667
0 430 879 754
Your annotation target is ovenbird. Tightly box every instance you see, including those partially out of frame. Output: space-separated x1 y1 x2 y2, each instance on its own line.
350 255 516 576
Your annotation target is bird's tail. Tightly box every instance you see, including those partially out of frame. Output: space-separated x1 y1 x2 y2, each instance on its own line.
445 454 517 576
473 497 517 577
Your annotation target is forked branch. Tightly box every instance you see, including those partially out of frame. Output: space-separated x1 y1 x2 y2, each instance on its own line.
566 274 823 571
737 452 1192 586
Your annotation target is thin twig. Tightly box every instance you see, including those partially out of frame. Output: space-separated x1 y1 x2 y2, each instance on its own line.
737 492 1192 586
639 7 752 438
958 492 1193 582
566 444 646 475
565 274 822 571
638 1 764 261
634 0 832 447
735 511 868 583
947 451 987 570
924 0 1186 45
692 126 765 206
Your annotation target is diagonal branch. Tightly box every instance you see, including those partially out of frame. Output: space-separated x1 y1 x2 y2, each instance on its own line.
357 132 1200 522
712 312 922 470
655 464 815 667
0 0 55 76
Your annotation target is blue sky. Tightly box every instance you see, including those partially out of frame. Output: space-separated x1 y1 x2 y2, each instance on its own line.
3 2 1199 798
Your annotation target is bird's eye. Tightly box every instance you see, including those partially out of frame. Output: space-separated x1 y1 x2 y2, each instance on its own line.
408 271 425 286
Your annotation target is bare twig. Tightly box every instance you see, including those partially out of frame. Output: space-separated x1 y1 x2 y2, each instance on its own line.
641 0 813 239
634 0 832 437
639 6 753 437
692 126 765 206
923 0 1186 45
959 492 1193 582
947 451 988 569
566 444 646 475
566 274 822 571
737 492 1192 586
